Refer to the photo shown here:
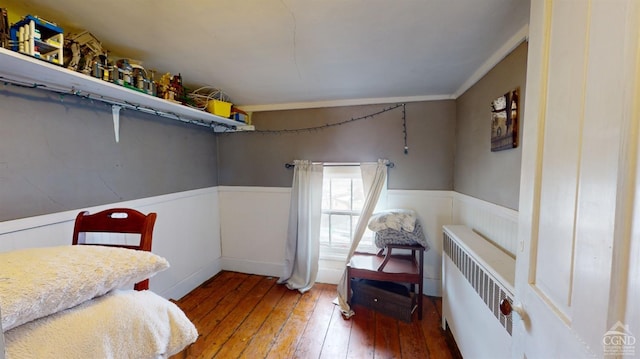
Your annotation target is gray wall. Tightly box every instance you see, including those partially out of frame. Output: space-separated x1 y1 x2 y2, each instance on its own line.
0 41 526 221
217 101 456 190
0 85 219 221
454 41 528 210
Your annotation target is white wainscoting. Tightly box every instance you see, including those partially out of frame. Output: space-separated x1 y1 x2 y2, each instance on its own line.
386 190 454 296
218 186 291 278
0 187 518 301
451 192 519 256
0 187 222 300
217 187 456 296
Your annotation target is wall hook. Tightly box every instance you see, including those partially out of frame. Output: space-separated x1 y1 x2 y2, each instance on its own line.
112 105 121 143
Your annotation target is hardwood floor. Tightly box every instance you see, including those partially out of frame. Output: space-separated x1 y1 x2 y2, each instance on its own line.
173 271 462 359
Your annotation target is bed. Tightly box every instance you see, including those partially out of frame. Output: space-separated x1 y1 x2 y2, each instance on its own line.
0 209 198 358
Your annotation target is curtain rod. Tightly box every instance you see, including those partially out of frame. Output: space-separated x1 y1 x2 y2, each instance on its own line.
284 161 394 169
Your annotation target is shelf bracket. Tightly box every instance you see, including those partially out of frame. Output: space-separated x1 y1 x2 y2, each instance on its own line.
111 105 121 143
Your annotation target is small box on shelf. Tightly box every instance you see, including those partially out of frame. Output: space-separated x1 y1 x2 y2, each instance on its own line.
206 99 232 118
230 106 250 123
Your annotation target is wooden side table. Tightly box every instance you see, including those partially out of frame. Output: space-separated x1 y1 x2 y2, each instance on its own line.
347 243 425 320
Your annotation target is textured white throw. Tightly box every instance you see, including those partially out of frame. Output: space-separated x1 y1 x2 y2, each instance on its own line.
367 209 417 232
4 290 198 359
0 245 169 331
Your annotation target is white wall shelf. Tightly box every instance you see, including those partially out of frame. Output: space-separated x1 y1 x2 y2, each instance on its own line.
0 47 253 133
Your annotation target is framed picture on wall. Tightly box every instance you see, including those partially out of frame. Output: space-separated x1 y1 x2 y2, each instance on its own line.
490 88 519 151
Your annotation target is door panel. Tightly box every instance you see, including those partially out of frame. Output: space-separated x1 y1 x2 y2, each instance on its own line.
571 1 630 346
533 0 587 317
514 0 640 358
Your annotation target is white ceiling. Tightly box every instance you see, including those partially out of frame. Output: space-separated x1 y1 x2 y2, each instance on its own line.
5 0 530 111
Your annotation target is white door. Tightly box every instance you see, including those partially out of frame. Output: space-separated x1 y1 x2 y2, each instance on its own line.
513 0 640 358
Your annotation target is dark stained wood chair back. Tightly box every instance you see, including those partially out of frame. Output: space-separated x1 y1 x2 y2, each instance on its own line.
72 208 157 290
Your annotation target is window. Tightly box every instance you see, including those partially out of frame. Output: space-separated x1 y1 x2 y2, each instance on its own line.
319 165 376 259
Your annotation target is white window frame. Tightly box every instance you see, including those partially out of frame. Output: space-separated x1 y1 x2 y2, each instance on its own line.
319 165 382 260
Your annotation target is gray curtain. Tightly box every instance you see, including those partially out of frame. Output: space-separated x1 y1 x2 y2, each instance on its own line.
278 160 324 293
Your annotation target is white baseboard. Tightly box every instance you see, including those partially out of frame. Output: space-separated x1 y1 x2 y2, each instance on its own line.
316 267 344 284
225 257 443 297
156 257 223 300
424 278 442 297
220 257 284 278
316 262 441 296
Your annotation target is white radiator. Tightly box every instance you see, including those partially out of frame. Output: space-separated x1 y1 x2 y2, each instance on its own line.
442 225 516 359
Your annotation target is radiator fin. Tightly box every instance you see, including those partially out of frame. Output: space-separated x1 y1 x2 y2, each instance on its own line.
443 231 513 335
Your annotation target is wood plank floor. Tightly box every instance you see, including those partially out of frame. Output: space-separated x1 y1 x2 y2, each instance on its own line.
173 271 462 359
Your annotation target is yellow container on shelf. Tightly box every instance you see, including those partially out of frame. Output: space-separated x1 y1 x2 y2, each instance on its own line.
206 99 232 118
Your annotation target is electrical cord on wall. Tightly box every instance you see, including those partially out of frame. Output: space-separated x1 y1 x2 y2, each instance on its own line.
222 103 411 155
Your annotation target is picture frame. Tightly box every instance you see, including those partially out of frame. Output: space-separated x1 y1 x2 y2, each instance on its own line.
490 88 519 151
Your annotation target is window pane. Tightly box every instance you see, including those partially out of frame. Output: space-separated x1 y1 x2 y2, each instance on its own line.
320 213 330 246
352 215 374 249
351 215 360 238
322 178 331 209
330 214 351 248
331 178 352 210
320 165 382 259
363 229 375 247
352 179 364 211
